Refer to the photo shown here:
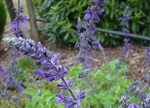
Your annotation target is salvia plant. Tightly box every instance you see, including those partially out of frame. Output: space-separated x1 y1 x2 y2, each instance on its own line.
119 47 150 108
76 0 107 69
115 6 131 72
0 0 26 107
1 0 150 108
0 51 24 107
12 0 27 37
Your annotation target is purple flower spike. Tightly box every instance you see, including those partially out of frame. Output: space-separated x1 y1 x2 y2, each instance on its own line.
12 2 27 37
128 103 138 108
57 77 73 90
76 0 106 68
4 24 86 108
116 6 131 71
120 6 131 26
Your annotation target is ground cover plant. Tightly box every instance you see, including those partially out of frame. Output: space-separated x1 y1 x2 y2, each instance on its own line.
0 0 150 108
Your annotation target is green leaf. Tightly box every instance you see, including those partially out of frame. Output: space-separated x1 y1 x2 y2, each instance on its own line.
64 33 69 41
23 87 37 97
31 96 40 107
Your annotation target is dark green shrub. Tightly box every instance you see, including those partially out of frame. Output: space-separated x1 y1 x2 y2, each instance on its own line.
0 0 6 41
35 0 150 46
99 0 150 46
34 0 89 46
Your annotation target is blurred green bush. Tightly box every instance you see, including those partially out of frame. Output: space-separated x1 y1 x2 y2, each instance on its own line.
34 0 89 46
34 0 150 46
0 0 6 41
99 0 150 46
66 61 132 108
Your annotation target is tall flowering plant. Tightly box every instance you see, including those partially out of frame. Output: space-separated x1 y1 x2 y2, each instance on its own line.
3 0 89 107
119 6 131 61
12 0 27 37
76 0 106 69
3 37 86 108
3 0 150 108
115 6 131 71
3 0 109 107
117 6 150 108
0 0 27 107
0 52 23 107
119 46 150 108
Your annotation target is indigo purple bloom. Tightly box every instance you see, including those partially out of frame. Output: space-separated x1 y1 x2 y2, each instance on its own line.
76 0 106 69
120 72 150 107
115 6 131 71
119 6 131 61
12 1 27 37
128 103 138 108
119 6 131 26
4 37 86 107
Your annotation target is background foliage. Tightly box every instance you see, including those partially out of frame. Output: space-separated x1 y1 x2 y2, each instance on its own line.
34 0 150 46
34 0 89 46
0 0 6 42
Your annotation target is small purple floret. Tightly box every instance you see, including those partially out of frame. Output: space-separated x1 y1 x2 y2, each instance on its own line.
128 103 138 108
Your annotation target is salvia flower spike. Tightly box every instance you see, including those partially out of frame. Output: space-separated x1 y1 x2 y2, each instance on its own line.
12 0 27 37
115 6 131 72
3 37 86 108
76 0 107 69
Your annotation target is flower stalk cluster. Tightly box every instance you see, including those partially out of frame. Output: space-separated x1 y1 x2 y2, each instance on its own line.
4 37 86 108
119 6 131 61
115 6 131 71
0 52 22 93
0 0 26 107
119 72 150 108
0 52 23 107
76 0 106 69
12 0 27 37
119 46 150 108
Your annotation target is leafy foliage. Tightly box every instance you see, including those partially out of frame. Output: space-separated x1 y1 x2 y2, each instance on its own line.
99 0 150 46
34 0 89 46
23 87 59 108
35 0 150 46
66 61 132 108
0 0 6 41
9 60 132 108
